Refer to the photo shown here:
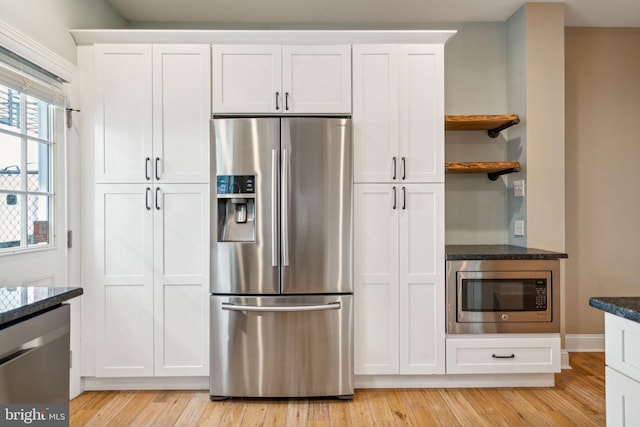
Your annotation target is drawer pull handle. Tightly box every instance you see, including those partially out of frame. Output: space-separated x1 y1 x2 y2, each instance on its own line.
492 354 515 359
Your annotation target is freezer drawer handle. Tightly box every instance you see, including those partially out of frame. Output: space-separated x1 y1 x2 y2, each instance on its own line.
221 302 341 312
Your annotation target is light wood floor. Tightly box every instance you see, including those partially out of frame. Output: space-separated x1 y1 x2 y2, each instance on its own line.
70 352 605 426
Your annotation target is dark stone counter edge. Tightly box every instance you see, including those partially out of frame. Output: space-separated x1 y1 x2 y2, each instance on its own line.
0 287 83 328
446 253 569 260
445 245 568 260
589 297 640 324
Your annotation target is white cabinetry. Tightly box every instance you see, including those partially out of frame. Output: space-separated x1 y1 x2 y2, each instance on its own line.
446 335 560 374
213 45 351 114
95 184 209 377
354 184 444 375
95 44 210 184
353 43 445 377
353 45 444 183
605 313 640 426
93 44 210 377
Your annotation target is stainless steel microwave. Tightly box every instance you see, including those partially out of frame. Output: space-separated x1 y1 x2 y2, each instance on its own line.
446 259 560 334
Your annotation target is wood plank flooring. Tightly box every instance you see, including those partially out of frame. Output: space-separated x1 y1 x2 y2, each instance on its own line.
70 352 605 426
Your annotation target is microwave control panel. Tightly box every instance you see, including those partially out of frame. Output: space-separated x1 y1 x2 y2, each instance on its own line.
535 281 548 310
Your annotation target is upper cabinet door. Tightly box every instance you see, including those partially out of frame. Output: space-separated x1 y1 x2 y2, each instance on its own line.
353 44 445 184
353 45 399 183
398 45 444 183
212 45 282 114
95 45 152 183
152 45 211 183
282 45 352 114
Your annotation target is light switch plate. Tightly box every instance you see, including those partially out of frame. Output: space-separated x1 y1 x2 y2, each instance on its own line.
514 179 525 198
514 220 525 236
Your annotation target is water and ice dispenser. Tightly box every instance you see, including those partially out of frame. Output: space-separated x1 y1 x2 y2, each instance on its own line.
216 175 256 242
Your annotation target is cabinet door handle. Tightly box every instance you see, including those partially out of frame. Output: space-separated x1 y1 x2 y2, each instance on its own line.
401 157 406 180
392 157 397 180
392 186 397 210
145 187 151 211
145 157 151 181
402 186 406 210
275 92 280 110
285 92 290 111
492 354 516 359
155 157 160 181
155 187 161 210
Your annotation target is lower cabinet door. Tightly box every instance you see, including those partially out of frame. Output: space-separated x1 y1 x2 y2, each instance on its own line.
153 184 209 376
354 184 400 375
95 184 154 377
446 336 561 374
210 295 353 398
95 184 209 377
606 366 640 427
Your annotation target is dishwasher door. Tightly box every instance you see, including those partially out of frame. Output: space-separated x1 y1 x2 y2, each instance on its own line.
210 294 353 399
0 304 70 404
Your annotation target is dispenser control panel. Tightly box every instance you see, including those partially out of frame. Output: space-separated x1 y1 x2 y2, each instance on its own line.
217 175 255 195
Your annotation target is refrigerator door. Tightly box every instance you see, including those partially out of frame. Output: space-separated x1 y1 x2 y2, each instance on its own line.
210 294 353 398
212 118 280 294
281 118 353 294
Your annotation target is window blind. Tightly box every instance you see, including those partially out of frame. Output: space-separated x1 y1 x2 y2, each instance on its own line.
0 46 64 106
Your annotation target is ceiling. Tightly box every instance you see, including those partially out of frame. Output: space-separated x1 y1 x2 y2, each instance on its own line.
106 0 640 27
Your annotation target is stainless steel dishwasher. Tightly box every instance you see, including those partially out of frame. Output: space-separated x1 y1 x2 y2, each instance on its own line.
0 304 70 403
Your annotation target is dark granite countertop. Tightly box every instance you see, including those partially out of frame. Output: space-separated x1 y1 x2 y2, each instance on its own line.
589 297 640 324
0 286 83 328
446 244 568 260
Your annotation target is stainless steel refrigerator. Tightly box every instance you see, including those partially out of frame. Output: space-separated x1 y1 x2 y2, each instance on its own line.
210 117 353 399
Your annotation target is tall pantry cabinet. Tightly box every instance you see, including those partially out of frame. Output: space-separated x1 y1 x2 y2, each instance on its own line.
353 45 445 375
92 44 210 377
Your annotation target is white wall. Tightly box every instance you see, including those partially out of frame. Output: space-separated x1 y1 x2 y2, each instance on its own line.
506 6 527 247
0 0 125 64
522 4 565 253
565 28 640 334
443 22 511 244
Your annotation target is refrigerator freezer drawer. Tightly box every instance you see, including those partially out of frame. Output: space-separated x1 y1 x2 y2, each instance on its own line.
210 294 353 398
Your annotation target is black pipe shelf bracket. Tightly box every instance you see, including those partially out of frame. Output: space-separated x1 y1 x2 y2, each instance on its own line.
487 167 519 181
487 118 521 138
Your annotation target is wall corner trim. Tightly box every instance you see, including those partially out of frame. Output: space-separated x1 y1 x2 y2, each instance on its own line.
0 18 75 82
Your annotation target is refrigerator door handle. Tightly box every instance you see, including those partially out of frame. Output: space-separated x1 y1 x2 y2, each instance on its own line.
271 149 279 267
221 302 341 312
281 148 290 266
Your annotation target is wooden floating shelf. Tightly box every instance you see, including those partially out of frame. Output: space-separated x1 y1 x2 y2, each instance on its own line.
445 114 520 138
445 161 521 181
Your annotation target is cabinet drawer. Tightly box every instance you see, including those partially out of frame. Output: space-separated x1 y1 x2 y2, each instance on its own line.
446 336 560 374
605 313 640 381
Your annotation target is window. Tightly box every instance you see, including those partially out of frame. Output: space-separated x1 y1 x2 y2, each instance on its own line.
0 79 57 251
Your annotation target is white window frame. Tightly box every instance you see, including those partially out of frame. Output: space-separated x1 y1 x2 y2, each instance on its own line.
0 48 64 255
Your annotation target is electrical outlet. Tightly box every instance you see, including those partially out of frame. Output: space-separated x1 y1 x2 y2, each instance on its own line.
514 179 525 198
514 220 525 236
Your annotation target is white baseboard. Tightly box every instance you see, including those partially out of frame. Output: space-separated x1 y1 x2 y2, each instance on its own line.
565 334 605 352
561 349 571 370
355 373 556 388
83 376 209 391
